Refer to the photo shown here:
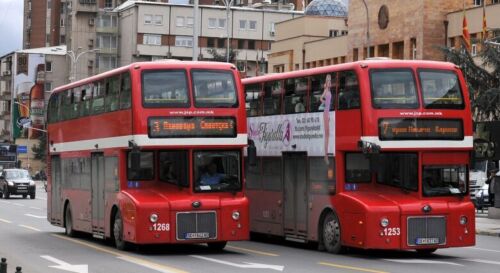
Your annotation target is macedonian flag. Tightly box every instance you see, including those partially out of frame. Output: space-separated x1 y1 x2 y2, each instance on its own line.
462 8 471 52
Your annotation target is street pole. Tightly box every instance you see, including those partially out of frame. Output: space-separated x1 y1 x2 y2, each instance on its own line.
193 0 199 61
225 0 234 63
66 48 100 82
361 0 370 59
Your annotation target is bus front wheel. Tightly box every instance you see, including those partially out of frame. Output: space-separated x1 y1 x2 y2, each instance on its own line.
113 211 129 250
322 212 344 254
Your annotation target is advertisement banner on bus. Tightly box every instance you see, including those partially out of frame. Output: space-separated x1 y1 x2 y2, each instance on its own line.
248 112 335 156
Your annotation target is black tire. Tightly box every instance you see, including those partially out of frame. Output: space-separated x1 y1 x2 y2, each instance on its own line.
416 248 437 256
207 241 227 251
65 205 77 237
23 194 27 199
322 212 344 254
113 211 129 250
3 186 9 199
30 194 36 199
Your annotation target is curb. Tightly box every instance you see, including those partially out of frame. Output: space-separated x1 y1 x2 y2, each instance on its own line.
476 230 500 237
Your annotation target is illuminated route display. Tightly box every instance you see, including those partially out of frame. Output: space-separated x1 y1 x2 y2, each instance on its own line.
379 118 463 140
148 116 236 138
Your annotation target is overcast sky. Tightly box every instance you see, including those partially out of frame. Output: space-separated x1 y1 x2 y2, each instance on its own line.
0 0 23 57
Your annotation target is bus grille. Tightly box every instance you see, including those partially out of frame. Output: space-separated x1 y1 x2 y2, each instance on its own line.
176 211 217 240
407 216 446 246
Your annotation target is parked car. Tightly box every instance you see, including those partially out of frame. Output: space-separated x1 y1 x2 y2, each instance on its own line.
475 184 490 210
0 169 36 199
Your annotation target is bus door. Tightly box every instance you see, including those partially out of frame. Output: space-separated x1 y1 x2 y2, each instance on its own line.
91 153 105 235
283 152 308 239
50 155 62 224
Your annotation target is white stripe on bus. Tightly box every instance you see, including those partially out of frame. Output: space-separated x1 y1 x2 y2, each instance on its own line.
50 134 248 153
360 136 473 149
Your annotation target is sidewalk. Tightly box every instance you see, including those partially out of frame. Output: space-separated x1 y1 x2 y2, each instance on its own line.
476 209 500 237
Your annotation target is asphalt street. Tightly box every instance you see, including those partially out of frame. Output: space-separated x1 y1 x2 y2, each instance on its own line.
1 185 500 273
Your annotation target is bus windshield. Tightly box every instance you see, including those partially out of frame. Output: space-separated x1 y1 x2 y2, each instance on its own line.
420 70 464 109
194 150 241 192
422 165 467 197
193 70 238 108
371 69 418 109
142 70 189 107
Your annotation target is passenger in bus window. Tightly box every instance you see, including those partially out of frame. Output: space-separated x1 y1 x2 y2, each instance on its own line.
161 161 178 184
320 74 332 164
200 161 225 185
295 97 305 113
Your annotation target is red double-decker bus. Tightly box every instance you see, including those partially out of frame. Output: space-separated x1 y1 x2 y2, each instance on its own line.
242 60 475 254
47 61 250 250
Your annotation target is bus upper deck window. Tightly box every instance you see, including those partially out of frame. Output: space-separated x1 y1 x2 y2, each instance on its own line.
142 70 189 108
192 70 238 108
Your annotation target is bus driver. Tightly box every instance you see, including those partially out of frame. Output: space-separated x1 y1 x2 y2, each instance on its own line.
200 161 225 185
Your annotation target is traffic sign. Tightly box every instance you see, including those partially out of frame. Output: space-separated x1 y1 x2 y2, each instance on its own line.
17 146 28 154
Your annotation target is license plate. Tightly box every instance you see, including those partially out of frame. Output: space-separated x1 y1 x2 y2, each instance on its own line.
185 232 210 239
416 237 439 245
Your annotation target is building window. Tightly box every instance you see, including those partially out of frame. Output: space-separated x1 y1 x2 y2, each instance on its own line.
100 15 118 28
144 14 152 24
239 20 247 30
249 20 257 30
176 16 185 27
493 0 499 4
104 0 113 8
218 18 225 28
329 29 338 37
217 38 225 48
143 34 162 46
238 40 245 49
208 18 217 28
97 35 118 48
46 61 53 72
353 48 359 61
60 18 65 27
411 38 417 59
248 40 255 50
473 0 482 6
186 17 194 28
154 15 163 25
207 38 215 47
175 36 193 47
98 56 117 70
471 44 478 56
60 35 66 44
45 82 52 92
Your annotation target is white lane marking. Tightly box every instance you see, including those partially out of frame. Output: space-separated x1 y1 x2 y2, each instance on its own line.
383 259 464 266
12 203 25 207
0 218 12 224
30 206 42 210
467 247 500 253
25 213 46 219
191 255 285 271
19 224 41 232
41 255 88 273
117 256 183 273
0 200 12 204
463 259 500 265
38 197 47 200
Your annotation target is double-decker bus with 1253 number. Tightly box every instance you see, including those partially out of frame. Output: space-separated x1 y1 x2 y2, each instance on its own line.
242 60 474 254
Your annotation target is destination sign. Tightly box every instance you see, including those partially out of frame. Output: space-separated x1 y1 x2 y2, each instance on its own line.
149 116 236 138
379 118 463 140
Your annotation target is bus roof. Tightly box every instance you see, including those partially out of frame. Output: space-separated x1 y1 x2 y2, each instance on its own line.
242 60 459 85
50 61 238 94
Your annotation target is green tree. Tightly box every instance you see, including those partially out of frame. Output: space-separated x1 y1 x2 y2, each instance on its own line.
31 133 46 161
206 48 238 63
441 37 500 121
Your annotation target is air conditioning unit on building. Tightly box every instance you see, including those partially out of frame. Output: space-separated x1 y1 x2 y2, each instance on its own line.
88 39 94 47
269 30 275 36
3 71 11 76
88 18 95 26
88 60 94 68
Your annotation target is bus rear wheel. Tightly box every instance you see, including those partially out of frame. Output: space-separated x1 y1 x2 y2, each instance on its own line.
65 205 76 237
207 241 227 251
113 211 129 250
322 212 344 254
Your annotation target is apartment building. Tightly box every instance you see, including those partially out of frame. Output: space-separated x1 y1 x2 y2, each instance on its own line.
117 1 300 77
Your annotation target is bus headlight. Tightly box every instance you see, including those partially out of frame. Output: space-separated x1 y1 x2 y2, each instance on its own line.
380 217 390 227
150 213 159 223
232 211 240 221
460 216 468 225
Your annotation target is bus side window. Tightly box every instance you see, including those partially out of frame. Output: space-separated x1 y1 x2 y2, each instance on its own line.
72 87 82 119
92 81 105 115
309 157 336 194
48 93 60 123
61 89 74 121
120 72 132 110
262 157 282 191
80 84 93 117
263 81 282 116
245 157 262 189
105 75 120 112
245 83 262 117
338 70 360 110
310 73 336 112
284 77 307 114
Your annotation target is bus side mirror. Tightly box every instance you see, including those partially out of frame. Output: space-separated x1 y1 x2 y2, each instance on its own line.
248 139 257 166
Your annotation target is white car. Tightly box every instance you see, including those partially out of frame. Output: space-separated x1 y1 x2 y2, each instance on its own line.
475 184 490 210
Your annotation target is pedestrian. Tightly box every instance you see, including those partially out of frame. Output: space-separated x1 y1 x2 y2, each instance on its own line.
486 169 497 207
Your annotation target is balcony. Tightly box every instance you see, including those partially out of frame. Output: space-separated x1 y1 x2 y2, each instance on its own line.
96 26 118 34
74 0 98 14
0 92 12 101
